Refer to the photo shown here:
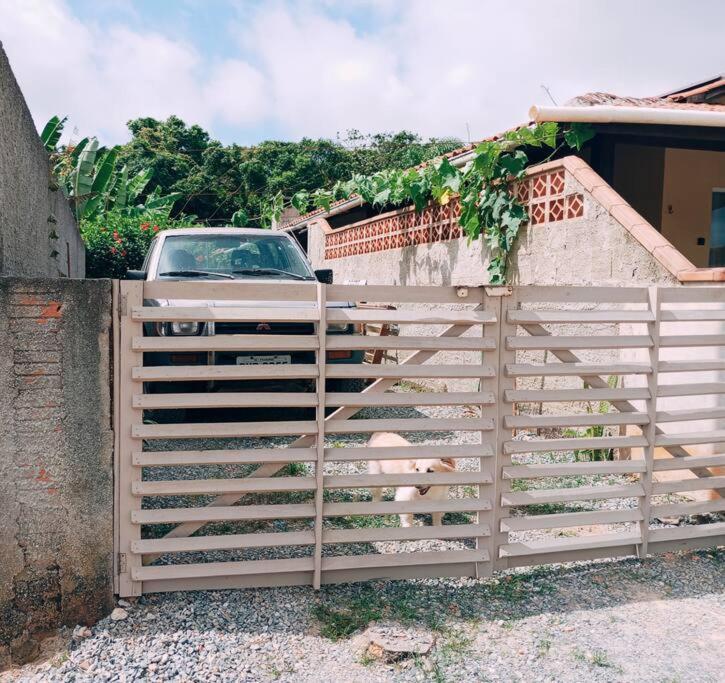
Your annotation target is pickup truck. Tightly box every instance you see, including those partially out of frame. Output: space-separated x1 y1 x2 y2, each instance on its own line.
127 227 365 405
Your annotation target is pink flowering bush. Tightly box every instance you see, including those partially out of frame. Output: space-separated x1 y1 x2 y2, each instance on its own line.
81 211 192 278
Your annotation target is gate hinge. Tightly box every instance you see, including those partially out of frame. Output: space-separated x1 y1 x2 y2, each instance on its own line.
118 552 128 573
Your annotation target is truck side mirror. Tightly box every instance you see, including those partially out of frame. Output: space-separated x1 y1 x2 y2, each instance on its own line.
126 270 147 280
315 269 333 284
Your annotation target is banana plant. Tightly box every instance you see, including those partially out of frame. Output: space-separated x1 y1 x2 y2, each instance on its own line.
43 115 182 222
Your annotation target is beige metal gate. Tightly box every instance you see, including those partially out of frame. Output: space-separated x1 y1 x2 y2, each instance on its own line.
114 281 725 596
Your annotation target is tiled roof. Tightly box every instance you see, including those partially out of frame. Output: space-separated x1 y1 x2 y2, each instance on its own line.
566 91 725 112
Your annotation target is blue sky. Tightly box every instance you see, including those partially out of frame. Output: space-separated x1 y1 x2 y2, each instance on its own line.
1 0 724 147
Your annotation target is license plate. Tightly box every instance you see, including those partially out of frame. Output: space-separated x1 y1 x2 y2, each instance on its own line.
236 354 291 365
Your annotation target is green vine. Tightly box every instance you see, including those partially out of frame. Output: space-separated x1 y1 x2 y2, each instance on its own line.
266 122 594 284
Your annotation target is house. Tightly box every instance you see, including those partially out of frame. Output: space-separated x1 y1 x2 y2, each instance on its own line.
279 75 725 496
280 74 725 288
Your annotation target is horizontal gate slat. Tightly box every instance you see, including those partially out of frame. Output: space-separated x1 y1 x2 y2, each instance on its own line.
514 286 648 303
134 448 318 466
324 498 491 516
652 453 725 470
326 364 496 379
655 407 725 423
658 360 725 373
133 476 317 496
501 483 644 506
133 306 319 322
648 523 725 542
131 530 316 554
324 443 493 461
325 417 495 433
132 557 314 581
322 549 489 571
326 336 496 351
143 281 317 301
657 382 725 398
327 309 496 325
133 392 318 410
502 461 647 479
651 499 725 517
507 335 653 350
505 388 650 402
504 436 648 455
508 310 654 323
660 334 725 347
134 365 319 381
325 391 494 407
323 472 492 488
505 362 652 377
133 335 318 352
651 476 725 494
505 412 649 429
133 503 315 524
133 420 319 439
500 509 643 532
323 523 486 544
326 283 479 304
660 310 725 322
499 531 640 558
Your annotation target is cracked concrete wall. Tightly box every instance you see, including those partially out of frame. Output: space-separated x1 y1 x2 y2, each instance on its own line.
0 278 113 668
0 42 85 278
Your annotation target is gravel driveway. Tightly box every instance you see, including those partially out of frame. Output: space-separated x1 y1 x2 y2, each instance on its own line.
5 400 723 682
4 548 723 683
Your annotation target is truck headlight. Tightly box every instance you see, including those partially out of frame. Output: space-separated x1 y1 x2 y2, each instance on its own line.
156 321 201 336
171 321 200 336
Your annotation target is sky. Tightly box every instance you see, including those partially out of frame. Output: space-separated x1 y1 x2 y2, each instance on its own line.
1 0 724 147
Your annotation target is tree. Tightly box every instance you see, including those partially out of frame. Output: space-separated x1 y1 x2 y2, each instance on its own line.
116 117 463 226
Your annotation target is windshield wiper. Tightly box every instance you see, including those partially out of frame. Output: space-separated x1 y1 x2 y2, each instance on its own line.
158 270 234 280
231 268 313 281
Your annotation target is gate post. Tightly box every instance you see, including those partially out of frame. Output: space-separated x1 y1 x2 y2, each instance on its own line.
312 283 327 589
116 280 144 596
639 286 661 557
491 287 517 571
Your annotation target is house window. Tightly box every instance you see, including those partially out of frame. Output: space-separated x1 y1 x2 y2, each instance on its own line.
709 189 725 267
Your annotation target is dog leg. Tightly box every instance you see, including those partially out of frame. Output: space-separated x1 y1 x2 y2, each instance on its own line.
371 487 384 503
432 512 443 526
399 513 413 527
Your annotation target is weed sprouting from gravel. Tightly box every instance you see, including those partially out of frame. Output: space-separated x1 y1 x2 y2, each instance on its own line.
572 647 621 671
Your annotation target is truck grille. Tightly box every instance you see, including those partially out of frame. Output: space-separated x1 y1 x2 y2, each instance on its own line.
214 322 315 335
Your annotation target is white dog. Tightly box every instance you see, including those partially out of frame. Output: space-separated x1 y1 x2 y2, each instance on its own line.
366 432 455 527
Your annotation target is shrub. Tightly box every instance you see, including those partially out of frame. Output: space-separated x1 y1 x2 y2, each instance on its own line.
80 211 193 278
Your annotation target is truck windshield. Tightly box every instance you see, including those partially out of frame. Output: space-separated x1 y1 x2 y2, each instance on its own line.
156 234 315 280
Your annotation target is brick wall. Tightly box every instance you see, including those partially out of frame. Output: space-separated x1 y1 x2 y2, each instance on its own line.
0 278 113 667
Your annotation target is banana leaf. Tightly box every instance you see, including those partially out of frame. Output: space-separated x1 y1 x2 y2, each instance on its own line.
40 115 66 152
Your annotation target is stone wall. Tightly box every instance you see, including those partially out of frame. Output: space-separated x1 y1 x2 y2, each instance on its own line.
0 278 113 668
0 43 85 278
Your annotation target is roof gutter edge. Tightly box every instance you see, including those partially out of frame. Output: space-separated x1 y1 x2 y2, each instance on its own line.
529 104 725 128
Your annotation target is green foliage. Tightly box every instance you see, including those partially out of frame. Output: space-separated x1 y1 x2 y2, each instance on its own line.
115 118 462 225
44 115 183 223
563 375 618 461
40 115 67 152
80 210 191 278
281 122 594 283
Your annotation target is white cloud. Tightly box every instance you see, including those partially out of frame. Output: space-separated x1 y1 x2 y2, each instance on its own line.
1 0 724 145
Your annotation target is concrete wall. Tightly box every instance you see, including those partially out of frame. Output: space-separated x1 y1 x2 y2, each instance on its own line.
0 278 113 668
308 172 676 288
660 147 725 267
0 43 85 278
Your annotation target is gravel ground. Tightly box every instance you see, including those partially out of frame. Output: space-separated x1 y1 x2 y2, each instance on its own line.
5 398 722 682
4 548 723 682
